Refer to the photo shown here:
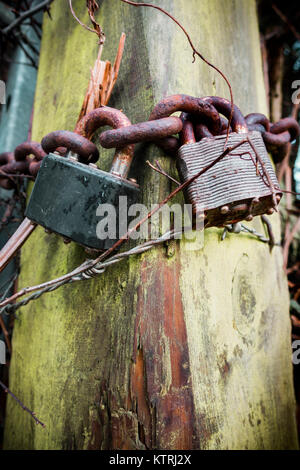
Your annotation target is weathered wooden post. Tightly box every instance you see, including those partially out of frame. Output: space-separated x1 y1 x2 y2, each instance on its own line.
4 0 298 450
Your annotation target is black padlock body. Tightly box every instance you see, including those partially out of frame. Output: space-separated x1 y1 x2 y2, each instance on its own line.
25 153 140 250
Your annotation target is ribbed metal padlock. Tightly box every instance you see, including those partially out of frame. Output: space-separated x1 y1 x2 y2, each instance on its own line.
175 98 282 228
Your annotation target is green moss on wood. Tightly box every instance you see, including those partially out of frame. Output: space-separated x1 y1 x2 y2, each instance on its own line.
4 0 298 450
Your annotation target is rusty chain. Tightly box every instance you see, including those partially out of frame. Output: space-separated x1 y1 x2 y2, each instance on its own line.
0 95 298 187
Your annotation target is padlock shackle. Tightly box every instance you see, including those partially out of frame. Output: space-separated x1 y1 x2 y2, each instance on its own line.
76 106 135 179
194 122 214 140
149 95 221 134
180 113 196 145
191 114 231 140
202 96 248 134
41 131 99 164
219 116 232 135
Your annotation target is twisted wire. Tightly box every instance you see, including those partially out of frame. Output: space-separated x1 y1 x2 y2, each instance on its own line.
1 229 184 316
1 224 279 318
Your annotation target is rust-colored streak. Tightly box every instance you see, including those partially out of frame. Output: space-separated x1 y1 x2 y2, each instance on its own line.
131 348 153 448
41 131 99 163
99 116 183 148
131 252 198 450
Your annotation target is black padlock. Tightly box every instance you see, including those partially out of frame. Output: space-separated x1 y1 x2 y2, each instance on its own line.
0 108 141 271
26 110 140 251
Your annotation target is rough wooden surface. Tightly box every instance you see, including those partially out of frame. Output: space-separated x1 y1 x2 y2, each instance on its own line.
4 0 298 450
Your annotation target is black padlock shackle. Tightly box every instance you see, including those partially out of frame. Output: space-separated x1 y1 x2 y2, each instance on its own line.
194 122 214 140
190 113 234 140
192 115 231 140
41 131 99 164
201 96 248 134
181 112 233 143
76 106 135 179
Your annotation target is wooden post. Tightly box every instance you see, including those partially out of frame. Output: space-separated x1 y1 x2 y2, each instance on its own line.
4 0 298 450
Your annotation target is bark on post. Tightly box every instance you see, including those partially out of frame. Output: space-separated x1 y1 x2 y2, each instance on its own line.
4 0 298 450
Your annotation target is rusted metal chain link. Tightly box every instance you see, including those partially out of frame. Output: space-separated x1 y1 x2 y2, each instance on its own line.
95 96 300 164
245 114 300 164
1 98 298 181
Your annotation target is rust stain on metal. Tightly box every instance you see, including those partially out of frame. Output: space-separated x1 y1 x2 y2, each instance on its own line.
245 113 300 163
202 96 248 134
76 106 132 140
149 94 221 133
180 113 196 145
41 130 99 163
99 116 183 148
76 106 134 179
14 141 47 178
14 141 46 162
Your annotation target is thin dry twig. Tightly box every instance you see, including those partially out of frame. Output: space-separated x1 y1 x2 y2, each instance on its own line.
146 160 180 186
2 0 53 35
0 380 45 427
247 136 278 210
69 0 105 44
0 315 11 353
105 32 126 104
261 214 276 248
271 4 300 41
119 0 234 141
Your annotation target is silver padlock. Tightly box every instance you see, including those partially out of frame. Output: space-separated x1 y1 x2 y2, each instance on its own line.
150 95 282 228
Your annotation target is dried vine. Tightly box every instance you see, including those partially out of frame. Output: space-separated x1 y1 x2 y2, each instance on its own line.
68 0 235 137
69 0 105 44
